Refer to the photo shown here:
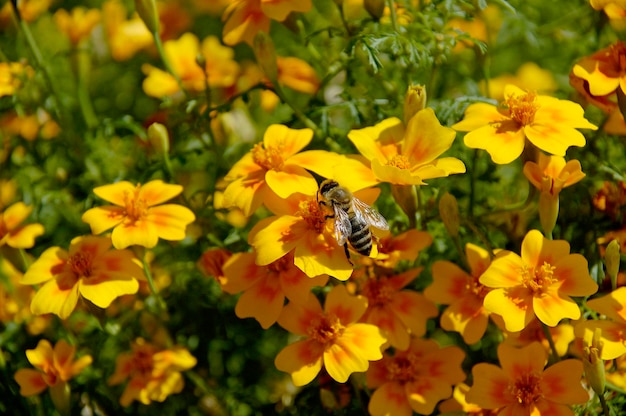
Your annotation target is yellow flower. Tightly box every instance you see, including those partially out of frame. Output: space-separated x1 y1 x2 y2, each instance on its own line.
0 109 60 141
102 0 153 61
0 202 45 249
53 7 101 45
14 339 92 396
274 285 386 386
0 0 52 24
222 0 312 46
82 180 196 249
466 342 589 414
347 108 466 185
480 230 598 332
482 62 558 101
0 62 34 98
439 383 498 415
21 236 144 319
108 338 197 406
502 318 575 358
374 229 432 269
452 85 597 164
276 56 320 94
590 0 626 29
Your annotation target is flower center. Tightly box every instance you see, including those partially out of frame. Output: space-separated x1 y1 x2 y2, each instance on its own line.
123 185 149 222
307 313 345 345
251 142 284 171
361 279 394 307
296 199 327 234
609 41 626 73
68 252 93 277
387 352 420 383
387 154 411 170
520 262 557 294
468 275 490 299
132 343 156 378
509 372 543 406
502 91 538 126
268 255 290 273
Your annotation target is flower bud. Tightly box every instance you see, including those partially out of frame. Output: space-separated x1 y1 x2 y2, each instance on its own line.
253 32 278 82
147 122 170 155
391 184 417 225
49 382 71 416
134 0 160 33
583 328 605 397
605 239 621 290
538 191 558 238
403 85 427 123
364 0 385 19
439 193 460 238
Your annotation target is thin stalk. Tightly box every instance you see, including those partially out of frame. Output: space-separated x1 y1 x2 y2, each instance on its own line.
141 250 166 313
386 0 399 32
598 393 610 416
273 83 323 138
540 321 559 363
73 46 98 129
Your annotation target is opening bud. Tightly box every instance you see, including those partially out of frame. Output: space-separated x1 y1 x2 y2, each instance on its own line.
134 0 160 34
253 32 278 82
403 85 427 123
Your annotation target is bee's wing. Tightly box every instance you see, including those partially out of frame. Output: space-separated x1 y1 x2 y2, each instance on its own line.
352 198 389 230
332 204 352 246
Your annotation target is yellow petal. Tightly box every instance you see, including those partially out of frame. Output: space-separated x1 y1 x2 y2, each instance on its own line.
263 124 313 158
483 287 534 332
14 369 48 396
138 180 183 206
532 289 580 327
265 165 318 199
21 246 68 285
81 206 125 235
274 339 324 386
324 285 367 323
524 124 586 156
250 216 302 266
463 123 526 164
348 117 405 163
147 204 196 240
30 278 80 319
79 276 139 308
541 359 588 404
93 181 136 206
111 220 159 249
403 108 457 165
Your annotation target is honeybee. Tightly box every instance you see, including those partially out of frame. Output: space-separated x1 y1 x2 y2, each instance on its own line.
317 179 389 260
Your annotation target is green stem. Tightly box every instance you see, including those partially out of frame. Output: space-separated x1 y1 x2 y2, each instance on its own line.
142 250 166 313
540 321 559 363
73 46 98 129
386 0 399 32
598 393 610 416
273 83 323 138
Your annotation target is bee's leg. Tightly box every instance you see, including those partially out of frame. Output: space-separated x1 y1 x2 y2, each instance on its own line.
343 243 353 266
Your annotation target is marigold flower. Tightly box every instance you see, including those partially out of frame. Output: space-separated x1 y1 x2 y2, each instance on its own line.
14 339 92 396
274 285 386 386
197 247 232 286
359 269 438 350
142 33 240 97
102 0 153 61
53 7 101 45
347 108 466 185
374 229 432 269
592 180 626 222
502 318 575 358
591 0 626 29
221 252 328 328
575 287 626 359
0 62 34 98
480 229 598 332
439 383 499 415
21 235 144 319
466 342 589 415
82 180 196 249
0 109 60 141
481 62 557 101
0 0 52 24
221 124 321 216
222 0 312 46
424 243 494 344
0 202 45 249
367 338 466 416
108 338 197 406
452 85 597 164
276 56 320 94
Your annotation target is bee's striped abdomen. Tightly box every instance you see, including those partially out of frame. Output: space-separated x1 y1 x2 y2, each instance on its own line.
348 213 372 256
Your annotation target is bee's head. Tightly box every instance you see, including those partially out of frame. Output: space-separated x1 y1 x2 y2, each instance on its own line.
319 179 339 197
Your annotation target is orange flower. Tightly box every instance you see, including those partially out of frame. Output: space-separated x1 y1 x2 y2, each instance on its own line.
439 383 499 415
0 202 45 249
374 229 432 269
424 243 494 345
221 252 328 328
82 180 196 249
480 230 598 332
274 285 386 385
452 85 597 164
359 269 438 350
366 338 466 416
591 0 626 30
222 0 312 46
575 286 626 359
53 7 101 45
102 0 153 61
0 0 52 24
466 342 589 415
21 236 144 319
347 108 466 185
0 62 33 98
197 247 232 286
14 339 92 396
276 56 320 94
0 109 60 141
502 318 575 358
108 338 197 406
221 124 324 216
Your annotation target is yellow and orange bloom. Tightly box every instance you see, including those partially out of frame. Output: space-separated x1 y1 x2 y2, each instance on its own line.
424 243 494 345
0 109 60 141
359 269 438 350
0 202 45 249
82 180 196 249
274 285 386 385
591 0 626 29
502 318 575 358
439 383 499 415
142 33 240 98
480 229 598 332
197 247 232 286
452 85 597 164
366 338 466 416
221 124 323 216
108 338 197 406
348 108 466 185
21 235 144 319
481 62 557 101
276 56 320 94
373 229 431 269
14 339 92 399
576 286 626 359
0 0 52 24
466 342 589 415
53 7 101 45
0 62 34 98
221 252 328 328
102 0 153 61
523 154 585 236
222 0 312 46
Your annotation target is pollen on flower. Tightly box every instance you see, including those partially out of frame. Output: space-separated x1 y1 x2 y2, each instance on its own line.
68 252 93 277
387 154 412 170
508 372 543 405
609 41 626 71
267 255 290 273
123 186 148 222
362 279 394 307
252 142 284 171
296 199 326 234
502 91 539 126
307 314 345 345
387 353 420 383
520 262 556 294
468 275 490 299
